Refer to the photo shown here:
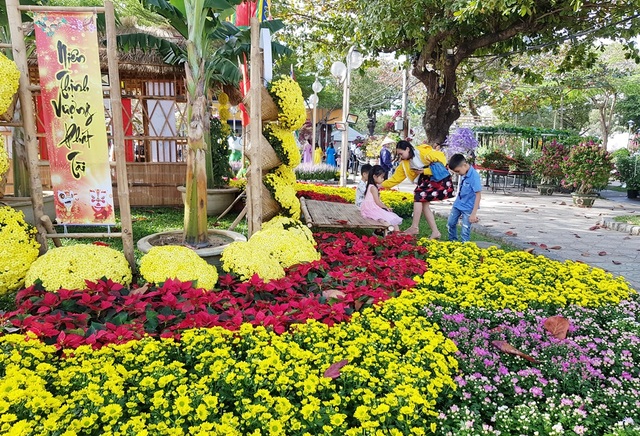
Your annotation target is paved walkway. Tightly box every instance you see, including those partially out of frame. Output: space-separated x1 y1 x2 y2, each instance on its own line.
425 186 640 291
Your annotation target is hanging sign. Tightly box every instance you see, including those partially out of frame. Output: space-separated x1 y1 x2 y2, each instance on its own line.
34 12 115 224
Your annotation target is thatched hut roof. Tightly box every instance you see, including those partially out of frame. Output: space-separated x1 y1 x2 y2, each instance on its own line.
26 21 186 81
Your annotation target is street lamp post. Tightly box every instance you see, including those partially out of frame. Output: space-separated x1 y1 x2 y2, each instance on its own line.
310 76 323 150
331 46 363 187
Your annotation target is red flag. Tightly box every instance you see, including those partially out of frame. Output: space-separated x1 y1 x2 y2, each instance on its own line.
235 1 257 27
238 53 251 126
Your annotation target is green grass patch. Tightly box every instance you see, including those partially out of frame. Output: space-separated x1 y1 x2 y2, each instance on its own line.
614 215 640 225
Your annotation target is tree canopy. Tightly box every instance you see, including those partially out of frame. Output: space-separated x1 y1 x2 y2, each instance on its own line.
276 0 640 143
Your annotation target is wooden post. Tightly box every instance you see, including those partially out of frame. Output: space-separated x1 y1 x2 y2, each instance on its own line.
6 0 47 252
105 0 135 270
246 17 262 236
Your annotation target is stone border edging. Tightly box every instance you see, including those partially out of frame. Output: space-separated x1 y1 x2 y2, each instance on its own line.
598 218 640 236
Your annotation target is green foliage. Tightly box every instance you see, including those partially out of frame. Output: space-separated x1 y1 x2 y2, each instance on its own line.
473 125 574 141
616 153 640 190
209 118 233 188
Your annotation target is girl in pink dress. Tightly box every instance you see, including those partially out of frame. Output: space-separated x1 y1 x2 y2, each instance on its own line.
360 165 403 232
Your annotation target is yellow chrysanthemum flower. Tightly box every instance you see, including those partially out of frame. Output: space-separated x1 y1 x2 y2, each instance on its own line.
0 52 20 117
0 206 40 295
24 244 131 291
139 245 219 290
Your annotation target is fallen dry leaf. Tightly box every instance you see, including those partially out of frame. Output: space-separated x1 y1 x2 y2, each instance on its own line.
324 360 349 379
323 289 346 300
589 225 601 231
130 283 151 296
524 247 535 253
598 251 607 256
612 260 622 265
528 242 538 246
581 252 590 257
491 340 538 363
543 316 570 340
549 246 562 250
539 243 548 249
505 231 517 236
559 201 567 205
574 234 581 238
524 209 530 212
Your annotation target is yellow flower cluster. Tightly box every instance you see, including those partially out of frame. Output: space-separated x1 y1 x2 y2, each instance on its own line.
294 181 413 207
139 246 219 290
24 244 132 291
264 165 301 220
268 75 307 131
0 53 20 117
0 207 40 295
0 135 9 177
228 178 246 190
263 124 302 167
0 288 457 435
221 216 319 281
217 92 232 137
415 240 635 310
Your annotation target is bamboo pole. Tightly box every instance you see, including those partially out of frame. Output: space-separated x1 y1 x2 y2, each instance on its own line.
17 5 105 12
6 0 47 252
247 17 262 236
105 0 135 270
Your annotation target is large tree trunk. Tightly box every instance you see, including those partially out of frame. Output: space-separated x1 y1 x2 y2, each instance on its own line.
413 61 460 145
183 56 209 247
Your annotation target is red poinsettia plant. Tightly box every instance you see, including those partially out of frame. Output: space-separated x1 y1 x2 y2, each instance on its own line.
2 232 427 349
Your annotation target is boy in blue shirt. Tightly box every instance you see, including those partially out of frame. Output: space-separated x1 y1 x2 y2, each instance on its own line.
447 154 482 242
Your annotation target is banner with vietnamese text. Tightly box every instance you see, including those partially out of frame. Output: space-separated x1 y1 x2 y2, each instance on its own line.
34 12 115 225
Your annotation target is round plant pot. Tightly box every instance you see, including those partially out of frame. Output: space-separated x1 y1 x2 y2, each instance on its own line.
571 192 598 208
536 184 555 195
0 192 56 226
177 186 241 216
137 229 246 268
627 189 639 199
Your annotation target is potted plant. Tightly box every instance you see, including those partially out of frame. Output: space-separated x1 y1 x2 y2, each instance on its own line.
616 152 640 199
479 149 510 171
561 141 614 207
531 141 568 195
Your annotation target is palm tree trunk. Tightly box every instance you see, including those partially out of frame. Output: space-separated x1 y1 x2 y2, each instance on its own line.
183 56 209 247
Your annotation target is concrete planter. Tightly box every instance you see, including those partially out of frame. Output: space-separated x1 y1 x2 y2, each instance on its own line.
571 192 598 208
0 192 56 226
177 186 241 216
536 184 555 196
137 229 246 268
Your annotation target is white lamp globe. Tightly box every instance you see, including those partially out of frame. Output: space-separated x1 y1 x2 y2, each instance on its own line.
309 93 319 107
312 78 323 93
349 49 364 69
331 61 347 81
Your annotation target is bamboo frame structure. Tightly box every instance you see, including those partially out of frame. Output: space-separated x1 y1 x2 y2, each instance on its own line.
246 17 263 236
3 0 135 269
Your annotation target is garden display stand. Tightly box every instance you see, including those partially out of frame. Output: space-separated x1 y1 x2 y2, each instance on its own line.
300 197 393 234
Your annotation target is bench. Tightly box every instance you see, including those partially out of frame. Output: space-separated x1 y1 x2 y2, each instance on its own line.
299 197 394 233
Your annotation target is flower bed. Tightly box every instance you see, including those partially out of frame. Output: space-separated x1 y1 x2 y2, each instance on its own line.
1 236 639 435
2 232 426 349
429 300 640 434
295 182 414 217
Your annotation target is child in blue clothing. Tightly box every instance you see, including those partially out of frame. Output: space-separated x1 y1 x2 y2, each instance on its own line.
447 154 482 242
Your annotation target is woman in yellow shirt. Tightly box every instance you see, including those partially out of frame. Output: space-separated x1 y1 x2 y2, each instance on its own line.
381 140 454 239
